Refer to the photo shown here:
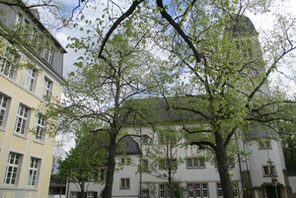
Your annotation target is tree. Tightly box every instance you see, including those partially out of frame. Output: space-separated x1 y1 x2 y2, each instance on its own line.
87 1 296 197
141 126 185 198
57 126 107 198
45 23 156 198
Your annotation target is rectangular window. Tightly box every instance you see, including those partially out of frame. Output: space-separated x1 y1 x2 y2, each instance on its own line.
159 183 179 198
0 47 19 79
217 183 239 198
142 159 149 172
14 13 23 27
258 140 271 150
217 183 223 197
24 69 36 91
14 104 30 135
70 192 78 198
142 135 150 145
186 158 206 169
35 114 46 141
48 48 54 65
42 48 49 61
120 178 130 189
187 183 208 198
87 192 97 198
160 184 169 198
262 165 277 177
0 94 9 127
43 77 53 100
28 157 40 186
159 159 177 170
4 152 22 185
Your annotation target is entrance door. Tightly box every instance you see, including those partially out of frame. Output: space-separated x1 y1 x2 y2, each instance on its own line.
265 185 281 198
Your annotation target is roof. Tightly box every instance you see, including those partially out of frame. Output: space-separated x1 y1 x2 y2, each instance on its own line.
226 15 258 36
122 136 141 155
117 136 141 155
15 0 67 53
124 96 208 125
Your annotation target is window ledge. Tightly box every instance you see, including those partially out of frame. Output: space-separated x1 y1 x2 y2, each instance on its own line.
33 139 45 145
13 132 27 139
0 127 6 132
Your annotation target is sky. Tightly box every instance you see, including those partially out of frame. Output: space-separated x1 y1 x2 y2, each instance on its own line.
43 0 296 153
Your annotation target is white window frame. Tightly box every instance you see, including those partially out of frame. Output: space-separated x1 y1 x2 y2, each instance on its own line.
4 152 22 185
0 93 10 128
262 165 277 177
48 48 54 65
217 183 239 198
14 13 23 27
258 140 272 150
28 157 40 186
120 178 130 189
186 158 206 169
43 77 53 100
70 192 78 198
187 183 208 198
35 114 46 141
217 183 223 198
14 104 30 135
24 69 36 91
87 192 95 198
0 47 19 79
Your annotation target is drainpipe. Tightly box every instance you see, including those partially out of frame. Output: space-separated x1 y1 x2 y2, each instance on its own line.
139 125 142 198
235 132 244 198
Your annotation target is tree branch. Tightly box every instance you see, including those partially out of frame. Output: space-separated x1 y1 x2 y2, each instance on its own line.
98 0 144 59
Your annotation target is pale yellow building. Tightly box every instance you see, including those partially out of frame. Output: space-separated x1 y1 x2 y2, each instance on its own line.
0 1 66 197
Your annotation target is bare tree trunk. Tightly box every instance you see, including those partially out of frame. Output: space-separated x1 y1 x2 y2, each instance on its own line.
214 131 234 198
102 133 117 198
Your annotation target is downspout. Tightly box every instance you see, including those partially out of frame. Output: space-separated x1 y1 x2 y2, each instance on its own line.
235 132 244 198
139 125 142 198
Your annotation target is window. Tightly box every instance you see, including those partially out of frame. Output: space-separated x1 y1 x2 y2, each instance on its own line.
28 157 40 186
14 104 30 135
159 183 179 198
187 183 208 198
262 165 277 177
70 192 78 198
120 157 131 165
217 183 239 198
24 69 36 91
142 135 150 145
120 178 130 189
35 114 46 141
43 77 53 99
159 159 177 170
0 94 10 128
141 189 149 198
258 140 271 150
0 47 19 79
160 184 167 198
14 13 23 27
48 48 54 65
186 158 206 169
92 168 105 182
42 48 49 61
4 152 22 185
217 184 223 197
142 159 149 172
87 192 97 198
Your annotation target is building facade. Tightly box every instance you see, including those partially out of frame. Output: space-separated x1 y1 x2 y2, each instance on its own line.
66 17 290 198
66 118 288 198
0 1 65 197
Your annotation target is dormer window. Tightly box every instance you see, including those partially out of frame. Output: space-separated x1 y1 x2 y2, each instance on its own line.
14 13 23 27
